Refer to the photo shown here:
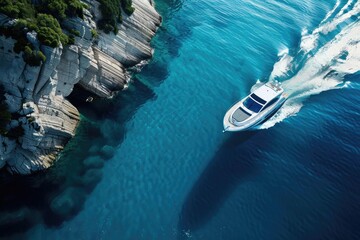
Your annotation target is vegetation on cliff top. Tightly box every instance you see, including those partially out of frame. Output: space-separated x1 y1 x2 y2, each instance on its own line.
98 0 135 34
0 0 135 63
0 0 83 47
0 0 84 20
38 0 86 20
0 0 87 66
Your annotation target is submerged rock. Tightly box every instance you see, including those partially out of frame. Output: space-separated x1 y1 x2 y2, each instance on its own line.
81 168 103 189
100 145 116 159
0 0 161 174
83 156 104 169
50 187 86 218
0 208 31 227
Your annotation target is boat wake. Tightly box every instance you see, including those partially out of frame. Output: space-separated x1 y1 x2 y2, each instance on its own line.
258 0 360 129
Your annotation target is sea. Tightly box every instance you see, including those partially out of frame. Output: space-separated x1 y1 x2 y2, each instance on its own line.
1 0 360 239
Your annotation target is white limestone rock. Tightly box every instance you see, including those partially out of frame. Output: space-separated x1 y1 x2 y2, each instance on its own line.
98 0 161 66
54 45 81 97
34 45 63 98
26 31 39 49
0 0 161 174
79 47 128 97
0 36 26 92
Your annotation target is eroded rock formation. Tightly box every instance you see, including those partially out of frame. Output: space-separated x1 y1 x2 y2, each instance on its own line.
0 0 161 174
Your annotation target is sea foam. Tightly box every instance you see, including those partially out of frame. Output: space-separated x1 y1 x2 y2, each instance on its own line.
259 0 360 129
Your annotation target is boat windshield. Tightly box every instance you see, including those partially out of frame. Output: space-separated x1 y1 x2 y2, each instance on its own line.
243 97 263 113
250 93 266 104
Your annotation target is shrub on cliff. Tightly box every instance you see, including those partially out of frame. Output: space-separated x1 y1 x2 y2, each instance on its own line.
38 0 84 19
37 27 61 47
0 13 69 49
69 29 80 37
90 29 99 39
98 0 120 34
23 46 46 66
40 0 67 19
36 14 69 47
65 0 85 18
1 1 82 48
98 0 135 34
68 35 75 45
2 20 47 66
121 0 134 15
0 0 35 19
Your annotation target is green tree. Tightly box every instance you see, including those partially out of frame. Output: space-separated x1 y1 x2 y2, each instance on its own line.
36 14 69 47
23 46 46 66
47 0 67 19
98 0 135 34
0 0 35 19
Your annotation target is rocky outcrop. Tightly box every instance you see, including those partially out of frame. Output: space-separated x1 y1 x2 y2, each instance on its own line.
0 36 81 174
97 0 161 66
78 47 128 97
0 0 161 174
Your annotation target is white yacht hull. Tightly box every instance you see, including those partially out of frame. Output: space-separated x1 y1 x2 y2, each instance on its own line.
223 96 286 132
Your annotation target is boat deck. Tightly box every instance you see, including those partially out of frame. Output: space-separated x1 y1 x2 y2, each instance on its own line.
232 107 251 122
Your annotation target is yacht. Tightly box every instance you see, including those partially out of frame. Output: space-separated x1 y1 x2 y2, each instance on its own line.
223 82 287 132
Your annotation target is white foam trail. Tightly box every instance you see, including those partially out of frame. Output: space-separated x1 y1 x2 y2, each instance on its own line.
299 0 359 54
315 1 360 34
300 0 342 53
332 40 360 75
269 48 294 81
257 1 360 129
320 0 341 25
346 81 360 89
260 77 346 129
336 0 354 17
259 19 360 129
299 29 318 54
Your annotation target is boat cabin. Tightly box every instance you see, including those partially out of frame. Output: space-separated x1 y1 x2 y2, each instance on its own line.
232 84 283 123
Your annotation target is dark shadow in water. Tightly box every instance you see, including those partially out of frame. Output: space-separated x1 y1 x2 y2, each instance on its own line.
0 79 157 238
70 77 156 121
136 0 200 87
177 131 259 238
299 88 360 239
0 0 201 237
0 2 195 232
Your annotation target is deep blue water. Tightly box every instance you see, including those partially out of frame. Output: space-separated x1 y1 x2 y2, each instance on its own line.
1 0 360 239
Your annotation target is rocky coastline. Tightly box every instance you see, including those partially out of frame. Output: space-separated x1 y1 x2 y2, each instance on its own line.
0 0 161 174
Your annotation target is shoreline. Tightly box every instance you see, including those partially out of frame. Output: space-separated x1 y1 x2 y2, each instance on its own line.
0 0 161 174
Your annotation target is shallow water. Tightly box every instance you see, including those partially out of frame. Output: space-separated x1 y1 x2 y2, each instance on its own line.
1 0 360 239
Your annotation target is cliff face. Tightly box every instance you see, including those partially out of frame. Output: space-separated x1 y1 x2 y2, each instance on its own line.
0 0 161 174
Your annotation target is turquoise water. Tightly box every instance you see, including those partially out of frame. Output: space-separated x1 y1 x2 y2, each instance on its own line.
1 0 360 239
